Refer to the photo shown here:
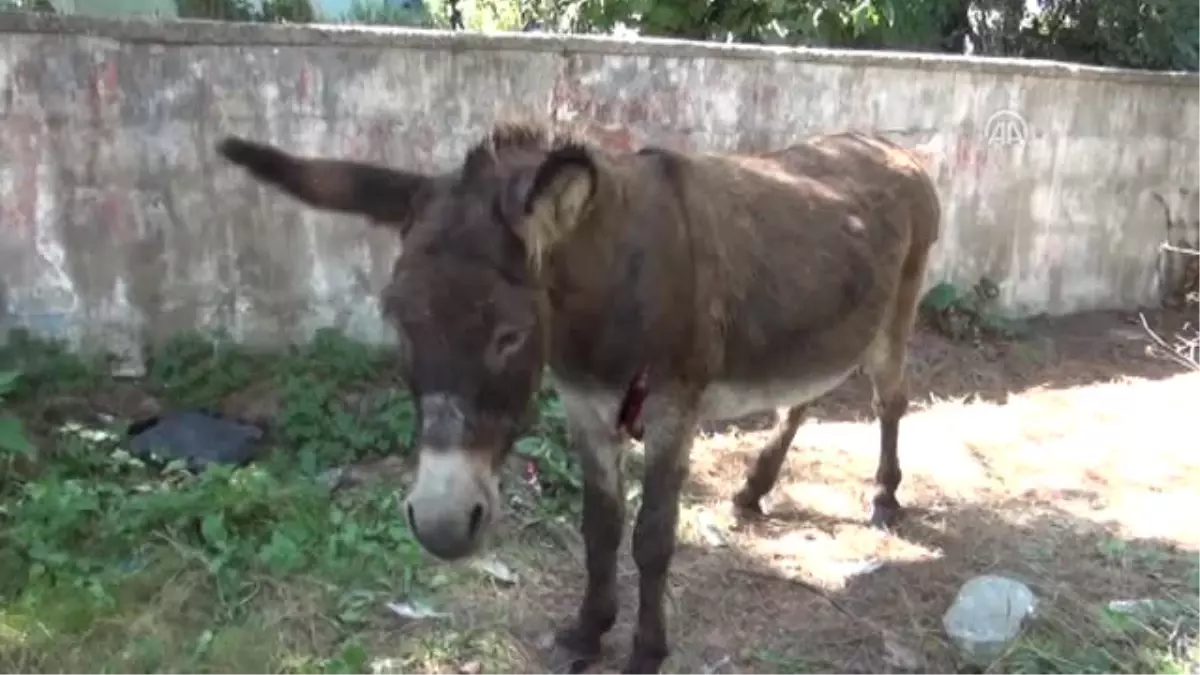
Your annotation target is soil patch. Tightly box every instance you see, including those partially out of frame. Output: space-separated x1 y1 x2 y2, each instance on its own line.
389 307 1199 674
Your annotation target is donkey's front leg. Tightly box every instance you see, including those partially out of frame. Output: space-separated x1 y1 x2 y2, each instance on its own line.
551 389 628 673
625 392 699 674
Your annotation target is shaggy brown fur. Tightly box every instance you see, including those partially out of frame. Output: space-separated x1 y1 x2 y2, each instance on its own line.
215 120 941 674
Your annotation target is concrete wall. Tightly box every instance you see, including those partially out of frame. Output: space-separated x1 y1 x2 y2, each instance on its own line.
1 12 1197 370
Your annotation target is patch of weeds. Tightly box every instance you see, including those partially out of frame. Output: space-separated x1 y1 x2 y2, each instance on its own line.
0 328 592 672
0 328 109 399
920 277 1032 342
1094 536 1178 571
324 640 373 675
268 328 414 474
6 445 421 587
364 626 526 673
0 369 35 458
0 444 424 670
0 328 437 673
1000 595 1199 674
276 376 414 475
513 378 582 515
284 639 373 674
147 330 269 409
0 330 113 467
146 327 414 474
750 648 818 673
286 328 394 385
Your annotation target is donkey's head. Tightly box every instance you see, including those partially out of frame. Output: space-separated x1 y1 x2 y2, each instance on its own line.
216 124 602 560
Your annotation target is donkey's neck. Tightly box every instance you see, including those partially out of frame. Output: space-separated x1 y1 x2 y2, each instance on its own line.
539 171 707 396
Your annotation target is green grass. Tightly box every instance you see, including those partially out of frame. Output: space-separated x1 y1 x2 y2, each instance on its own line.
998 598 1199 675
995 544 1200 675
0 328 581 673
0 328 1195 674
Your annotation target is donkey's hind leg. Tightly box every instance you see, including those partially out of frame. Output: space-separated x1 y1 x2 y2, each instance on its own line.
863 345 908 529
862 247 929 529
732 405 807 517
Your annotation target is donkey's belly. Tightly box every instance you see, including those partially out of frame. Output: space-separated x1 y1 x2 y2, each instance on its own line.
697 368 856 422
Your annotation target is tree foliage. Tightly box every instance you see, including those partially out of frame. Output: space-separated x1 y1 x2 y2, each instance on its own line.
571 0 1196 71
175 0 315 22
1012 0 1198 71
343 0 434 26
9 0 1191 72
0 0 58 12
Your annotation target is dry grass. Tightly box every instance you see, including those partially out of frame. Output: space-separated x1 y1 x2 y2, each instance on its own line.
676 370 1198 673
378 308 1200 674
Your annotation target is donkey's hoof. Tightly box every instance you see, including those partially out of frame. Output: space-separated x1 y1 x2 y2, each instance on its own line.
622 658 663 674
622 649 666 674
731 489 766 519
868 496 902 530
547 627 601 674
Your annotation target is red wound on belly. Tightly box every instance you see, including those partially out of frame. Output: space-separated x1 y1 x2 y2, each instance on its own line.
616 369 648 441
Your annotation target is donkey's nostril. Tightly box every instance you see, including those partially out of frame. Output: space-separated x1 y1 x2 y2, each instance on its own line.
467 503 485 538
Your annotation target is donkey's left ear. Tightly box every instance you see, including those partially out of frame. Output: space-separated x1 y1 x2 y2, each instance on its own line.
518 145 598 268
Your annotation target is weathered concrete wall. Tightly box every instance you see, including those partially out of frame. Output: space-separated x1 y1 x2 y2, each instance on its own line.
1 13 1197 368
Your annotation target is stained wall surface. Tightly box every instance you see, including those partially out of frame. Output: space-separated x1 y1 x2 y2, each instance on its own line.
1 13 1196 367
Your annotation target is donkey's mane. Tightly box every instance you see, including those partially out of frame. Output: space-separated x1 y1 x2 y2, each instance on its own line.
461 120 587 180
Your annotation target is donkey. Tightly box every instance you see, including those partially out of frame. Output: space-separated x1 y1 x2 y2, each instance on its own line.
215 121 941 674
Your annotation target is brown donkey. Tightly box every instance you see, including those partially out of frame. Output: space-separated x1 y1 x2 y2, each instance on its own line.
216 122 941 674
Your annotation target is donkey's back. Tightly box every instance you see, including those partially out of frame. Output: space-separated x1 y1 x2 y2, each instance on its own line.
629 131 941 419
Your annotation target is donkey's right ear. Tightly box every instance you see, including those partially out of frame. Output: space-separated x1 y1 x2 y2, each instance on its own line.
216 136 436 235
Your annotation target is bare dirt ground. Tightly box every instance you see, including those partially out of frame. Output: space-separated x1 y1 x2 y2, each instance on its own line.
359 308 1199 674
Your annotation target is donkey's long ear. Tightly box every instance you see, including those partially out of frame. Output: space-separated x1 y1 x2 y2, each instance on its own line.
217 136 435 235
518 145 598 271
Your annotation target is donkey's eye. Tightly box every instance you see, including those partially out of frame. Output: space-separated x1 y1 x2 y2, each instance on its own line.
493 326 525 354
486 324 529 370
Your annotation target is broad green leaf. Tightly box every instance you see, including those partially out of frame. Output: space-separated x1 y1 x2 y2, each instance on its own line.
920 282 960 312
200 512 231 551
339 642 369 674
0 415 35 457
0 369 20 395
880 0 896 27
849 0 871 25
